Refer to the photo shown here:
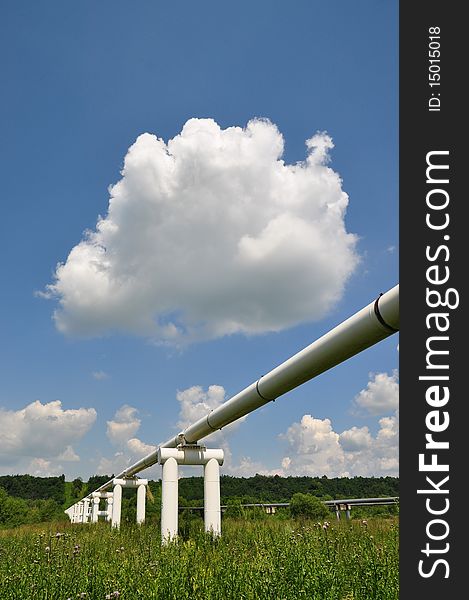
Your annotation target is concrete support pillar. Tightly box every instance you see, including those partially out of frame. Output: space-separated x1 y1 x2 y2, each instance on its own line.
92 496 100 523
161 456 178 543
136 483 146 525
111 484 122 528
335 506 341 520
204 458 221 536
345 505 351 520
158 446 224 544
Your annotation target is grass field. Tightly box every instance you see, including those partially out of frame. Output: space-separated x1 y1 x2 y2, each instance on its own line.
0 517 398 600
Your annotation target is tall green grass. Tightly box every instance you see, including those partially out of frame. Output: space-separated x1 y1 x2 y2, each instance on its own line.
0 517 398 599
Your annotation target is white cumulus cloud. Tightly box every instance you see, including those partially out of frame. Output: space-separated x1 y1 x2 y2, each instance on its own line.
126 437 157 456
106 405 141 446
338 426 373 452
27 458 63 477
45 118 359 344
341 411 399 476
0 400 96 470
280 414 348 477
57 445 80 462
279 411 399 478
98 405 158 477
353 370 399 416
278 369 399 477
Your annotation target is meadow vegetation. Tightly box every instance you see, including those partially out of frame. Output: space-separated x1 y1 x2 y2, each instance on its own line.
0 516 398 600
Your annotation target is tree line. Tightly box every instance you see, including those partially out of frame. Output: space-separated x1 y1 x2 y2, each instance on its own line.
0 473 398 528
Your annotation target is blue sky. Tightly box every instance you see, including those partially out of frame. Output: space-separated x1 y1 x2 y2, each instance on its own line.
0 1 398 481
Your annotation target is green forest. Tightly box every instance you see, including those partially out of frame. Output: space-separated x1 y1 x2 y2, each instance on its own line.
0 473 398 529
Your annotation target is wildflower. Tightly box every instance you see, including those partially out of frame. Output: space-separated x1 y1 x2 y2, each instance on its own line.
45 546 50 552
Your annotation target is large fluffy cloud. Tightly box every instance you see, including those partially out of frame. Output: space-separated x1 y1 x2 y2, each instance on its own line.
0 400 96 470
353 370 399 416
45 118 359 344
278 370 399 477
279 411 399 477
280 415 348 477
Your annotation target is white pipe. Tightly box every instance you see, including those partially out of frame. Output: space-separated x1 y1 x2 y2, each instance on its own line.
161 457 178 543
178 285 400 444
204 458 221 536
158 447 224 466
111 484 122 528
136 483 146 525
72 284 399 499
113 477 148 487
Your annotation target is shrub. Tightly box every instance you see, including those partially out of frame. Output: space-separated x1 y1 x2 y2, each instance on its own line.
289 493 330 520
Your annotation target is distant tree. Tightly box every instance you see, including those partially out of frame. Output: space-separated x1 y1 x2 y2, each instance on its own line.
87 475 113 489
0 488 29 527
289 493 330 520
0 474 65 503
35 499 63 522
71 477 84 498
